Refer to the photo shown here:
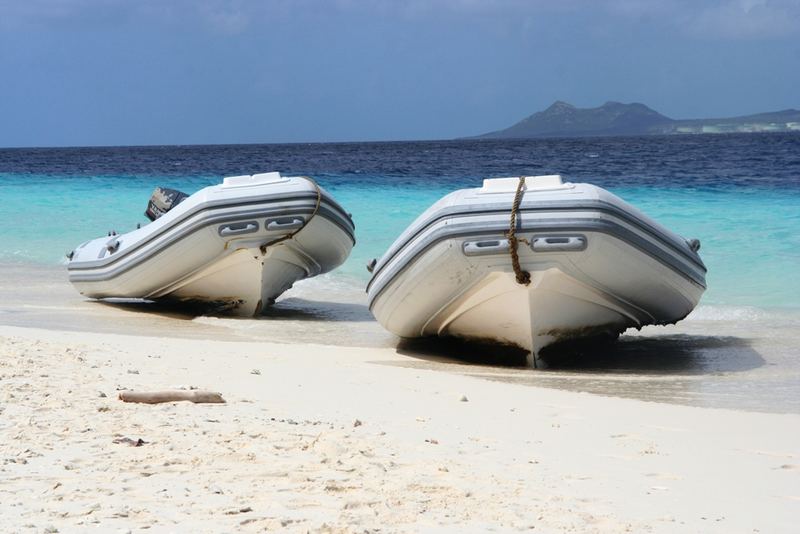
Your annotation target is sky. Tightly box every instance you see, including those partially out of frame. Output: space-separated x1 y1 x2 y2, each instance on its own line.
1 0 799 147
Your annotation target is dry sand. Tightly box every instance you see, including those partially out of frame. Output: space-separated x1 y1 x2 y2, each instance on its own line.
1 324 798 533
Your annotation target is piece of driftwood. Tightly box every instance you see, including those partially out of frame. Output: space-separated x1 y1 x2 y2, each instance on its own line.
113 437 146 446
118 390 226 404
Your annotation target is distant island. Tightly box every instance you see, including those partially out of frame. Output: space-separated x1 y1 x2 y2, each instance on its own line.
476 101 800 139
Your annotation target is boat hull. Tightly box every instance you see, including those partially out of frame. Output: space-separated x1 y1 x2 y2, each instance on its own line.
68 174 355 315
367 176 705 364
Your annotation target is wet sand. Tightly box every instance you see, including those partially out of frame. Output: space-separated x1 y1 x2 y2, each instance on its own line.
2 263 799 414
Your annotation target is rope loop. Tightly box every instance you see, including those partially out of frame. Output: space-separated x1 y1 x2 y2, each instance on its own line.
507 176 531 286
301 175 323 227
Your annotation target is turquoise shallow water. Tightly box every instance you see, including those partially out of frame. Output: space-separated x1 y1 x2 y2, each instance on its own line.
1 136 799 413
1 174 799 308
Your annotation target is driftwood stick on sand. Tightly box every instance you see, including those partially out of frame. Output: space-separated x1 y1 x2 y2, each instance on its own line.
118 390 226 404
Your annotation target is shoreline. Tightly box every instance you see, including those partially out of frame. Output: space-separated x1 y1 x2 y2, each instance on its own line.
1 324 798 532
1 262 799 414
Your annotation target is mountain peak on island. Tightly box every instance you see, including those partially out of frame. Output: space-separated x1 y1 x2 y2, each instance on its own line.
483 101 673 138
476 101 800 139
545 100 575 111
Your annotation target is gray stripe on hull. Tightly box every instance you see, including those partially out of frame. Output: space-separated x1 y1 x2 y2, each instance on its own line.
367 215 707 309
370 200 705 281
68 204 351 283
69 199 353 271
185 190 352 230
70 192 353 271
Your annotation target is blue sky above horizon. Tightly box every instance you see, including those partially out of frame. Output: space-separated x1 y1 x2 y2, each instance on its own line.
1 0 799 147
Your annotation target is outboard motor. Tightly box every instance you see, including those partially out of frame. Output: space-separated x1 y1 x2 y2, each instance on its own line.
145 187 189 221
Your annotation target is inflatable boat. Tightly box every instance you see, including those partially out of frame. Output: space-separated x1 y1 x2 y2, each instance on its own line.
68 172 355 315
366 175 706 366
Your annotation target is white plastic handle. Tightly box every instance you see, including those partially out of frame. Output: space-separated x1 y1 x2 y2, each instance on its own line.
266 218 304 231
219 222 258 236
531 235 587 252
462 239 510 257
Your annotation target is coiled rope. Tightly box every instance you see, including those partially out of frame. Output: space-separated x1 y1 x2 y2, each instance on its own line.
260 176 322 253
507 176 531 286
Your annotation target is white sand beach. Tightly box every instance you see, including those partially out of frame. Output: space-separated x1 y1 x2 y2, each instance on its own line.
3 0 800 529
1 308 798 532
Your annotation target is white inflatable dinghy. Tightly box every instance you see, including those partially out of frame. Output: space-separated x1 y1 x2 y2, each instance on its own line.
366 175 706 366
68 172 355 315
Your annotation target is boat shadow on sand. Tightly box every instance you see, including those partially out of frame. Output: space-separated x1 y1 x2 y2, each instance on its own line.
396 334 765 375
92 298 764 376
260 297 375 323
95 297 375 323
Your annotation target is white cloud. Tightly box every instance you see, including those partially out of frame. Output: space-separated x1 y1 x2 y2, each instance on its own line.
197 1 251 34
607 0 800 38
687 0 800 38
0 0 282 34
1 0 797 38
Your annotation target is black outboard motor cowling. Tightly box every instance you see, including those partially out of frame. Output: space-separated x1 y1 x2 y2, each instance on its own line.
145 187 189 221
